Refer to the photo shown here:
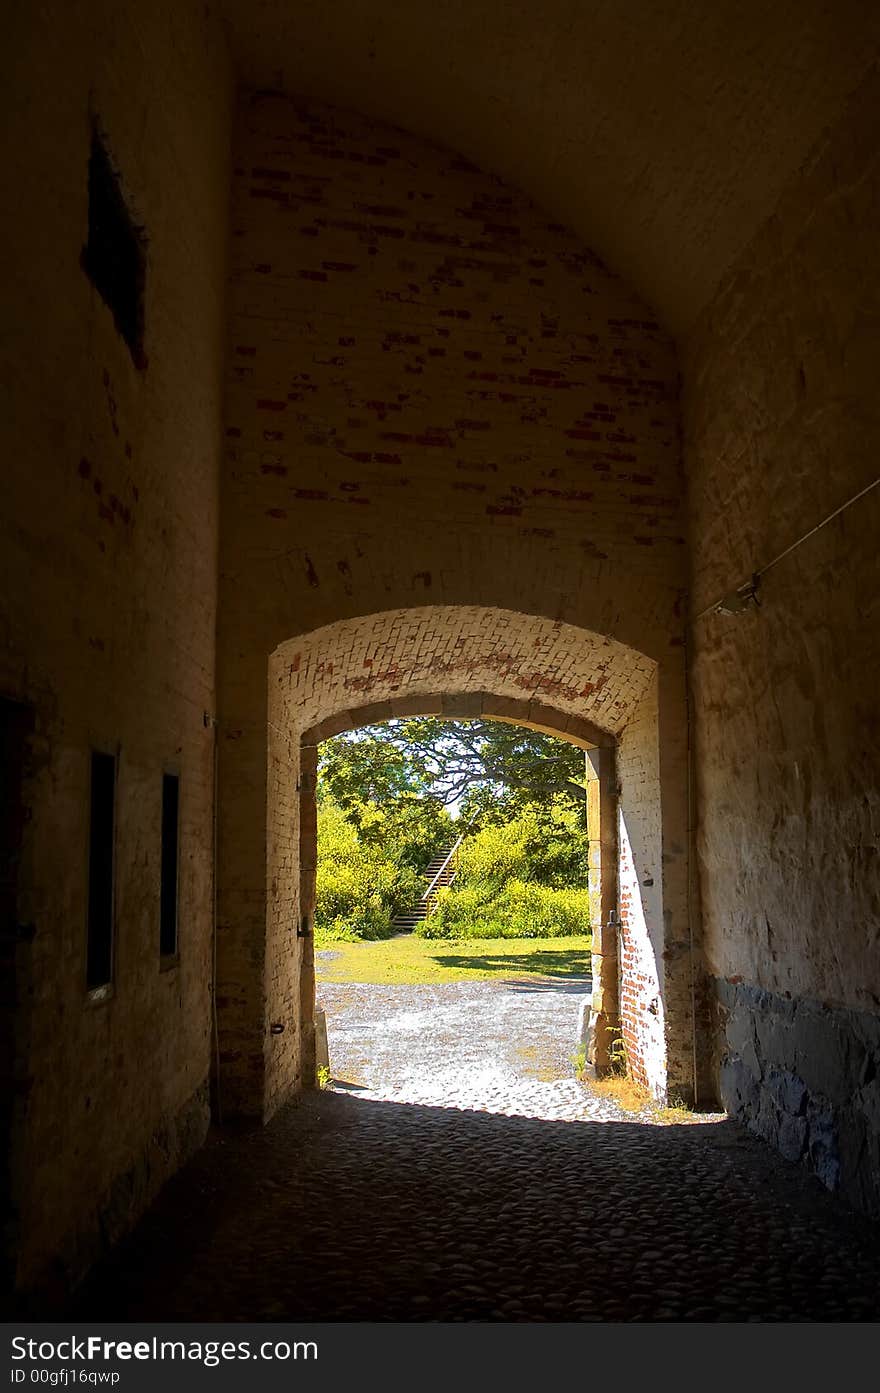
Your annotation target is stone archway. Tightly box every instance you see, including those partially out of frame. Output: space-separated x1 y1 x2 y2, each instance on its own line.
214 604 697 1122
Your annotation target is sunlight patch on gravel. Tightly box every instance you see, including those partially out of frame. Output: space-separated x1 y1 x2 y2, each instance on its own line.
320 977 721 1126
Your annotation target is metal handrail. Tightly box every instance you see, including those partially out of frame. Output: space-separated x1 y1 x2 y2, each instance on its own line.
418 817 480 918
421 836 463 909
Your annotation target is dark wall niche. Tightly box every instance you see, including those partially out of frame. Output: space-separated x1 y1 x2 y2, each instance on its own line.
86 750 116 991
81 129 147 367
160 772 180 959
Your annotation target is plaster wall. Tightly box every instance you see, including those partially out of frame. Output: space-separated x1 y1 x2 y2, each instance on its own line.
0 0 231 1290
686 66 880 1207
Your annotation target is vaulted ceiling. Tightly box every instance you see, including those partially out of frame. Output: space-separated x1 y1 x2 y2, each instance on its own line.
219 0 879 336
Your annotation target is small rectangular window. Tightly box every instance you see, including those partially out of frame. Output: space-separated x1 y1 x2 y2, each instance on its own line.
81 129 147 366
87 751 116 990
160 773 180 959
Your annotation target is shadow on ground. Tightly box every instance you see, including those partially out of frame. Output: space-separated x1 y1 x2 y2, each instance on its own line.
501 974 592 995
430 948 591 980
66 1091 880 1323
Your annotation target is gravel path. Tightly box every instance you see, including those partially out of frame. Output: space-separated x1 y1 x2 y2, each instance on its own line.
319 975 648 1121
67 968 880 1322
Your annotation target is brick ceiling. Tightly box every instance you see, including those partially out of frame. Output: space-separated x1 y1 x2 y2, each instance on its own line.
219 0 880 336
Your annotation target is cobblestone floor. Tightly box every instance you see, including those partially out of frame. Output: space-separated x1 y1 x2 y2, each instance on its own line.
72 973 880 1322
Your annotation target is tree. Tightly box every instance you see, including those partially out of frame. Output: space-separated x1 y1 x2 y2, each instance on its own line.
316 720 590 941
318 718 587 828
315 797 424 940
315 734 453 869
416 801 591 940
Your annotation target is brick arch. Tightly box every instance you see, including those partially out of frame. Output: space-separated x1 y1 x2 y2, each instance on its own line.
302 690 613 752
214 603 696 1122
273 605 657 739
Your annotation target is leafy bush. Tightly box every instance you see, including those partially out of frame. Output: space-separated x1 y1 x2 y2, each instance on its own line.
416 800 590 939
315 799 422 941
351 795 454 873
454 801 588 891
315 763 590 943
503 881 591 936
419 880 590 939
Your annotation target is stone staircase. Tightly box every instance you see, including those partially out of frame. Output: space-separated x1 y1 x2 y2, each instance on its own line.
392 845 459 931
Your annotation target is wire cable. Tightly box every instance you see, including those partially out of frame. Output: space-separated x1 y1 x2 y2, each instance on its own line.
693 474 879 622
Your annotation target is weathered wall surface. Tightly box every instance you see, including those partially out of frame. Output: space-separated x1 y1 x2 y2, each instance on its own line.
686 67 880 1208
1 0 878 1308
0 1 231 1291
617 679 666 1097
279 608 656 737
217 96 690 1119
615 672 694 1103
220 94 684 654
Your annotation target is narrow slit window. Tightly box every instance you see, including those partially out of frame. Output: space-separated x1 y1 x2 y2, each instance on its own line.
160 773 180 958
87 751 116 990
81 130 147 365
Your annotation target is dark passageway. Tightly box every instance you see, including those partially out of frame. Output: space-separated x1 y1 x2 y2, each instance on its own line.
71 1095 880 1322
3 0 880 1315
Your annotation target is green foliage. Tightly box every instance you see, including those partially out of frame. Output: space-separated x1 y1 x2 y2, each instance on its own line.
416 801 590 940
317 729 454 881
320 718 588 822
315 798 422 941
454 801 588 890
316 721 590 944
372 797 453 872
420 880 590 939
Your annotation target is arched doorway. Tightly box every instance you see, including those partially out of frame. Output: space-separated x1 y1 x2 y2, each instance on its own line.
214 604 699 1121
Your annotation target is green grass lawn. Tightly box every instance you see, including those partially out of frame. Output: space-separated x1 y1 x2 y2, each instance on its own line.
314 933 592 985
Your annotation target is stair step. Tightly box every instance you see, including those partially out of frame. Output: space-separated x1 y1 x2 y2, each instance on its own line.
392 848 459 928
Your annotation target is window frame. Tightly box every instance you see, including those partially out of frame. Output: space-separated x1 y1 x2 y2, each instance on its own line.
85 746 118 1003
159 768 181 969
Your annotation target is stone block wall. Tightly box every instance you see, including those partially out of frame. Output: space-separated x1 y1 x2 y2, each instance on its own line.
687 66 880 1202
716 981 880 1212
0 0 231 1292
